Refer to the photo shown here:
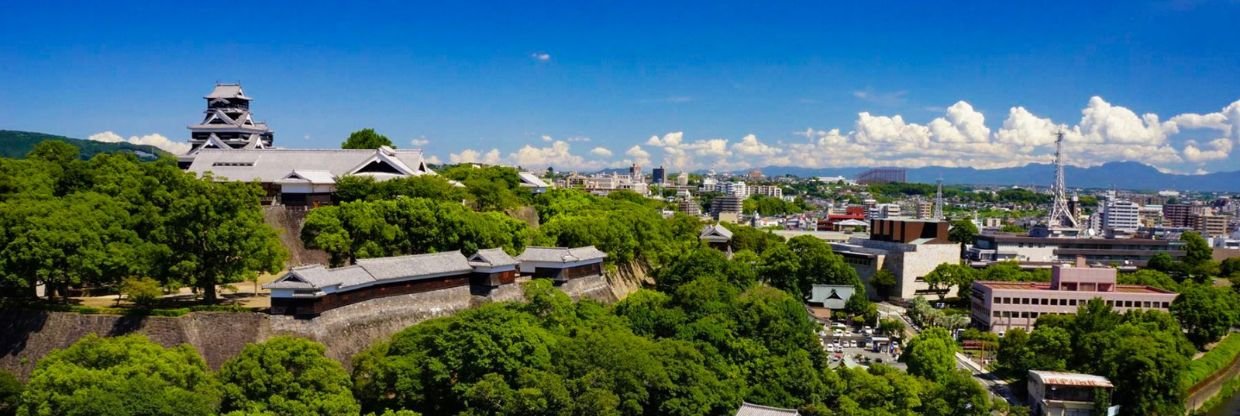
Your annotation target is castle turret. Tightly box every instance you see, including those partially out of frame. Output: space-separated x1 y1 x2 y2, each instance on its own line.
180 83 275 167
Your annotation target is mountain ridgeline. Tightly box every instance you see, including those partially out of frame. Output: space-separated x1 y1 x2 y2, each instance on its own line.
760 162 1240 192
0 130 168 160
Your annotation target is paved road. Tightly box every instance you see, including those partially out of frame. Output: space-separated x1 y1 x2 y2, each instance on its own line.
877 302 1022 407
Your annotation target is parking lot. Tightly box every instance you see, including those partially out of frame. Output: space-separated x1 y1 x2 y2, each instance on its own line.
819 326 904 370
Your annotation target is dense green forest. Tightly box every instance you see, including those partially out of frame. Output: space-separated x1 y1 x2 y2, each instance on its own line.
0 141 286 302
0 130 167 160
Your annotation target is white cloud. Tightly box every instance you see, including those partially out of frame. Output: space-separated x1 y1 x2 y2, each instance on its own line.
424 155 442 165
853 89 908 106
1183 138 1233 162
625 145 651 166
437 96 1240 173
89 131 191 155
566 136 591 142
449 148 502 165
731 134 779 157
410 137 430 147
531 52 551 62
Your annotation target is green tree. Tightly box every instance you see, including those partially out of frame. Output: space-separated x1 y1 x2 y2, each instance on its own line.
0 370 20 416
1181 231 1218 282
921 370 992 416
1220 257 1240 278
1117 269 1179 292
120 277 162 307
18 334 221 416
1170 284 1240 349
948 219 978 245
159 176 287 302
922 263 973 300
901 327 959 382
878 318 905 337
219 336 360 416
872 269 899 299
0 193 138 300
1146 252 1177 274
341 128 394 149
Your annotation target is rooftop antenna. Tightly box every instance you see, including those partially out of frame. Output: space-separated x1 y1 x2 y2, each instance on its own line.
934 177 945 220
1046 130 1079 229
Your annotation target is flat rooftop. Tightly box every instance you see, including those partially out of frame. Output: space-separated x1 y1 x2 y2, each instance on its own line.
1030 370 1113 388
975 281 1175 294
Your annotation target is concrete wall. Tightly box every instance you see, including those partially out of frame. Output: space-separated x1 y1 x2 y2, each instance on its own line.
895 243 961 299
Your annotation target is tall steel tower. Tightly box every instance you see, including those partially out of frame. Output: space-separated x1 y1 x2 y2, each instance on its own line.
1046 131 1078 229
934 178 944 219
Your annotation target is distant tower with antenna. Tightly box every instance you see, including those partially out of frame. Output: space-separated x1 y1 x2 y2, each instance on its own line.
934 178 944 220
1046 131 1078 229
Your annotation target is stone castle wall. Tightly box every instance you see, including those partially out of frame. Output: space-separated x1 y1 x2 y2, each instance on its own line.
0 271 642 380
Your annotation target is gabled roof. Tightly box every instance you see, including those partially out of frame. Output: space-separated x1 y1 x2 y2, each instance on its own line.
277 170 336 184
735 402 799 416
265 264 373 290
206 84 249 100
518 172 550 188
469 248 519 268
517 246 608 263
186 148 433 183
700 224 734 239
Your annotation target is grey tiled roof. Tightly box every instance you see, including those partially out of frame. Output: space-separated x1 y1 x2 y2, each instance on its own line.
735 402 799 416
356 251 472 281
277 170 336 184
265 251 478 292
206 84 248 99
516 246 607 263
701 224 734 239
469 248 519 267
186 147 432 183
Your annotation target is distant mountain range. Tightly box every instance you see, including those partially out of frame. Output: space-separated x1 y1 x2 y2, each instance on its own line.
0 130 167 160
759 162 1240 192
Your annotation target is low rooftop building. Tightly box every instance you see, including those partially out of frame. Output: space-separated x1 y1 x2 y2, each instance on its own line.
1028 370 1115 416
970 259 1177 334
968 233 1184 268
735 402 799 416
516 246 607 284
833 219 959 299
266 251 474 316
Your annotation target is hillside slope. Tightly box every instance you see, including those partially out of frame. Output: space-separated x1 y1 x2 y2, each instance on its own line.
0 130 168 160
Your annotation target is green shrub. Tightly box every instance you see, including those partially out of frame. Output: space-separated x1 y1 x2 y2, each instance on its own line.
120 277 162 307
1183 333 1240 389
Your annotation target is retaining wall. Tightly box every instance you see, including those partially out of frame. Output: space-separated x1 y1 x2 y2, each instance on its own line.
0 271 642 380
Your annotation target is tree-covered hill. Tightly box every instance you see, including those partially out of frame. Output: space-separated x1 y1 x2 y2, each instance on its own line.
0 130 168 160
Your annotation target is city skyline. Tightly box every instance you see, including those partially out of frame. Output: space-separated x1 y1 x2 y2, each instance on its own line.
2 1 1239 173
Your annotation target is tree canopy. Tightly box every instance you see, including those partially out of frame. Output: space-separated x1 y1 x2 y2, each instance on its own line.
997 299 1194 414
1170 283 1240 349
17 334 222 416
0 144 286 302
341 129 394 149
219 336 360 416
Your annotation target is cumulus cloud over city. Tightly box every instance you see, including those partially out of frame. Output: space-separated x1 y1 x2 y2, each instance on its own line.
442 97 1240 172
89 131 191 155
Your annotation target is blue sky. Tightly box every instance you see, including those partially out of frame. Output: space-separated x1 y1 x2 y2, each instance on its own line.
2 1 1239 173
